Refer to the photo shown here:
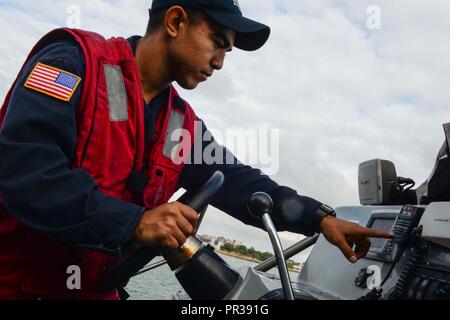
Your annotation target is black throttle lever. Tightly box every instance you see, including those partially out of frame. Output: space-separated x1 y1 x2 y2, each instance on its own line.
248 192 295 300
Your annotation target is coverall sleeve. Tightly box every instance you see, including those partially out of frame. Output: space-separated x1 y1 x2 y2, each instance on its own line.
178 120 324 237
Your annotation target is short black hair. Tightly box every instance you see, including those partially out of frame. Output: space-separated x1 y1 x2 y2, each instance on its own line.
145 8 205 36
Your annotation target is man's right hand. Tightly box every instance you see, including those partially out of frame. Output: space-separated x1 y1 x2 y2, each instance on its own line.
133 202 199 249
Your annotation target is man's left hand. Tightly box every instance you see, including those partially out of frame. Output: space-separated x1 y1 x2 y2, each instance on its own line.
319 215 392 263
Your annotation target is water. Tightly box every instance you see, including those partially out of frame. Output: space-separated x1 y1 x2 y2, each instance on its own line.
126 253 300 300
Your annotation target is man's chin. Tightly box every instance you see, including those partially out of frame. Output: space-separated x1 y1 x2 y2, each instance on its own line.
176 78 201 90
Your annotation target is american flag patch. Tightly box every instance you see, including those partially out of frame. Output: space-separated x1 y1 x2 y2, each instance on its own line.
24 62 81 102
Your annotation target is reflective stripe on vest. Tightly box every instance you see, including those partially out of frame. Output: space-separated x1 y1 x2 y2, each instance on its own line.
163 110 186 160
104 64 128 122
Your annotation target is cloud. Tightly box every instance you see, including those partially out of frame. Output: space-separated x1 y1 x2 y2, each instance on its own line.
1 0 449 262
184 0 449 204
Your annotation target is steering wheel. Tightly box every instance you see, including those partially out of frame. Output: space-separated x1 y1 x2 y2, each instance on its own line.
97 171 225 294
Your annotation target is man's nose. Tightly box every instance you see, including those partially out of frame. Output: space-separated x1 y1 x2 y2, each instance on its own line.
211 51 226 71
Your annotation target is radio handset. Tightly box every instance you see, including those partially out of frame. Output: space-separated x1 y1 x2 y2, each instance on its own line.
393 206 425 247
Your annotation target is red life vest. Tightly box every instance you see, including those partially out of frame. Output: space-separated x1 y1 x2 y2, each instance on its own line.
0 28 197 299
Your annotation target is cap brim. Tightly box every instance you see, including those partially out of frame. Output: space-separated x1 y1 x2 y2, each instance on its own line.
203 9 271 51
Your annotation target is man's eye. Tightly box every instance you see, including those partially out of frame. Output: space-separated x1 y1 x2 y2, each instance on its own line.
214 39 224 49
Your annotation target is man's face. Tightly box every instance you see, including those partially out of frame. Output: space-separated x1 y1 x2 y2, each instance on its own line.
167 15 236 90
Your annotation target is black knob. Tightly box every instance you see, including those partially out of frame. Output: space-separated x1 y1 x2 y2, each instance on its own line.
248 192 273 219
354 268 374 289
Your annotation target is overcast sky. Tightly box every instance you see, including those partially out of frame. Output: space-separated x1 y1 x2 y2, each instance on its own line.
0 0 449 262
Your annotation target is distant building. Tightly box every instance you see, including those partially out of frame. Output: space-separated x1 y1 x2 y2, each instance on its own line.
197 235 244 251
213 236 227 249
231 239 242 247
197 234 214 244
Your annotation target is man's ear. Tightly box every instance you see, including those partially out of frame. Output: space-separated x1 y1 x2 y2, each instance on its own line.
164 6 189 38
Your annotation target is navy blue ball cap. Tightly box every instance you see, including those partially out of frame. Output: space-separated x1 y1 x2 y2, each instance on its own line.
150 0 271 51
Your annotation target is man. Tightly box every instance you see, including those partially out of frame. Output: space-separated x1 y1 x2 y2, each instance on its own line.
0 0 391 300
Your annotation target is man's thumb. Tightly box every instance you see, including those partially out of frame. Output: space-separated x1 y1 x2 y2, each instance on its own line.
338 241 357 263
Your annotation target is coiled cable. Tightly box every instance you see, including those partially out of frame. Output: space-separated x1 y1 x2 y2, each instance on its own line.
387 245 425 300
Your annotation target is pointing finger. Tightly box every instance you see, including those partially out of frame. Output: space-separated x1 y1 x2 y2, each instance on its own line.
358 227 392 239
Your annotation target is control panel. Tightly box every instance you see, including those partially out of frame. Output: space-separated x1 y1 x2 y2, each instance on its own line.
365 212 397 262
365 206 424 263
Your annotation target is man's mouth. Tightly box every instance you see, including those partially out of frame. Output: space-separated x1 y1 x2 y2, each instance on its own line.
201 71 213 78
198 73 207 81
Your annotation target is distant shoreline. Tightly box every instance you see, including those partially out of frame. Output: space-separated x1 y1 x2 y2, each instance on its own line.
217 249 262 263
217 250 300 273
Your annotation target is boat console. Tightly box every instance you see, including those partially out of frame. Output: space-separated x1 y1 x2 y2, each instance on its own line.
295 203 450 300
